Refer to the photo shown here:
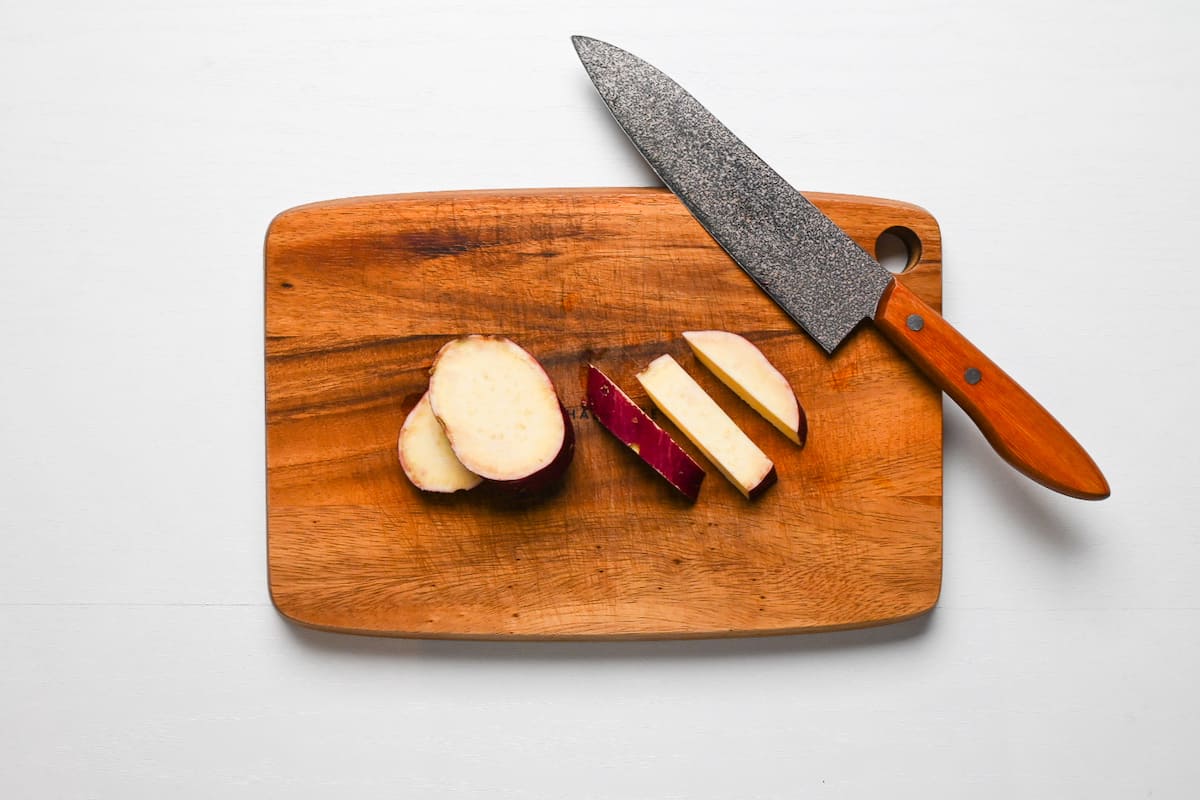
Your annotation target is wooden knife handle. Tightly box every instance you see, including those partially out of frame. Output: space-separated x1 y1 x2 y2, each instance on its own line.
874 279 1109 500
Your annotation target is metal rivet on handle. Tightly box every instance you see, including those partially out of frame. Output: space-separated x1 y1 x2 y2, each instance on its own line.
965 367 982 385
906 314 924 331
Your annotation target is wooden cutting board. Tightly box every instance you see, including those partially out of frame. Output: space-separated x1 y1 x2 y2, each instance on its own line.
265 187 943 639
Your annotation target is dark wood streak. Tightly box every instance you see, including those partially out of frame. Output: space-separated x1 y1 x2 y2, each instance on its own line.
266 333 448 362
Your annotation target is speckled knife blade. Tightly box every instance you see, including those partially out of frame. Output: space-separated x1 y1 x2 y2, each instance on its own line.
572 35 892 353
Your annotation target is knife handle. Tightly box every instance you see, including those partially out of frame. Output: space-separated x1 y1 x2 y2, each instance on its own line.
874 280 1109 500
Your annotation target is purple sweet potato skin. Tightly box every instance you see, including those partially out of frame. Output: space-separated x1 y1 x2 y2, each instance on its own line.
747 466 778 501
586 365 705 502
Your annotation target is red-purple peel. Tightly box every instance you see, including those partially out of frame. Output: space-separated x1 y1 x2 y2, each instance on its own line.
586 365 705 502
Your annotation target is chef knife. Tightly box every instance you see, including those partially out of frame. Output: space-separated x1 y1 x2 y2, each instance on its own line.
572 35 1108 500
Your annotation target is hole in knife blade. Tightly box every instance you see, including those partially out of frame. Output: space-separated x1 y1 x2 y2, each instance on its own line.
875 227 921 273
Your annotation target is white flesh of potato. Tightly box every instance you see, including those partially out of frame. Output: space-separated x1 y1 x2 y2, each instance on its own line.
428 335 566 483
398 392 483 493
636 354 776 499
683 330 805 445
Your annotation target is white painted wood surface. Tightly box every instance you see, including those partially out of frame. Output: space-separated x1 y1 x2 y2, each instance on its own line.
2 1 1197 796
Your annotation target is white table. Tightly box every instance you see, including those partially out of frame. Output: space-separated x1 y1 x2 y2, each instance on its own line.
3 1 1197 796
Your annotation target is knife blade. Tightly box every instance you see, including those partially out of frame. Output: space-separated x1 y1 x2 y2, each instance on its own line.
572 35 1109 500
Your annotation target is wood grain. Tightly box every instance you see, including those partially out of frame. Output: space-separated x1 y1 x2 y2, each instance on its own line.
875 281 1108 499
265 187 943 638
